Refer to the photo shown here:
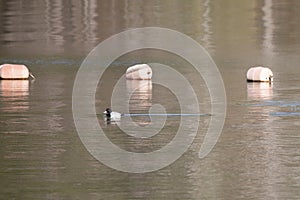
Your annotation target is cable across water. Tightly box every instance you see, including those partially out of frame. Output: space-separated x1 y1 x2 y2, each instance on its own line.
122 113 211 117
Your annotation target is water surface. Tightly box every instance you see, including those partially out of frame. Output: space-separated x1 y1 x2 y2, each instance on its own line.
0 0 300 199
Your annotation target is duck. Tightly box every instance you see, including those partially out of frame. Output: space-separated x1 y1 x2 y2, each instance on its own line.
103 108 122 120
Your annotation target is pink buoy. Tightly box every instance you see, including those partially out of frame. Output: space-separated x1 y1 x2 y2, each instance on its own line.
0 64 31 80
126 64 152 80
246 66 273 82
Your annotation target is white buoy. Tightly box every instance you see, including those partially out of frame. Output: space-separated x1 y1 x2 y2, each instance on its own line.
0 64 30 79
126 64 152 80
247 66 273 82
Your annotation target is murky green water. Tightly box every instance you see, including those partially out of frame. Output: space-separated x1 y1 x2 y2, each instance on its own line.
0 0 300 199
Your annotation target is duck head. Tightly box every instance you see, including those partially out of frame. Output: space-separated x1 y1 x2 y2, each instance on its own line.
103 108 112 117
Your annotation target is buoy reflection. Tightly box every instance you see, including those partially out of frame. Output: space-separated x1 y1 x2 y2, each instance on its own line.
126 80 152 126
0 80 29 112
247 82 273 100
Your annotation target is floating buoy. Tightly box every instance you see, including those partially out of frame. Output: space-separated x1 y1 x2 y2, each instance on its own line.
246 66 273 82
0 64 34 80
126 64 152 80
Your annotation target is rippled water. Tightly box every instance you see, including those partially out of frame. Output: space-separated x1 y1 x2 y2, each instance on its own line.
1 0 300 199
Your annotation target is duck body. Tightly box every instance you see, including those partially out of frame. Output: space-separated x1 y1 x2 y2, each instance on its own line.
103 108 121 120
